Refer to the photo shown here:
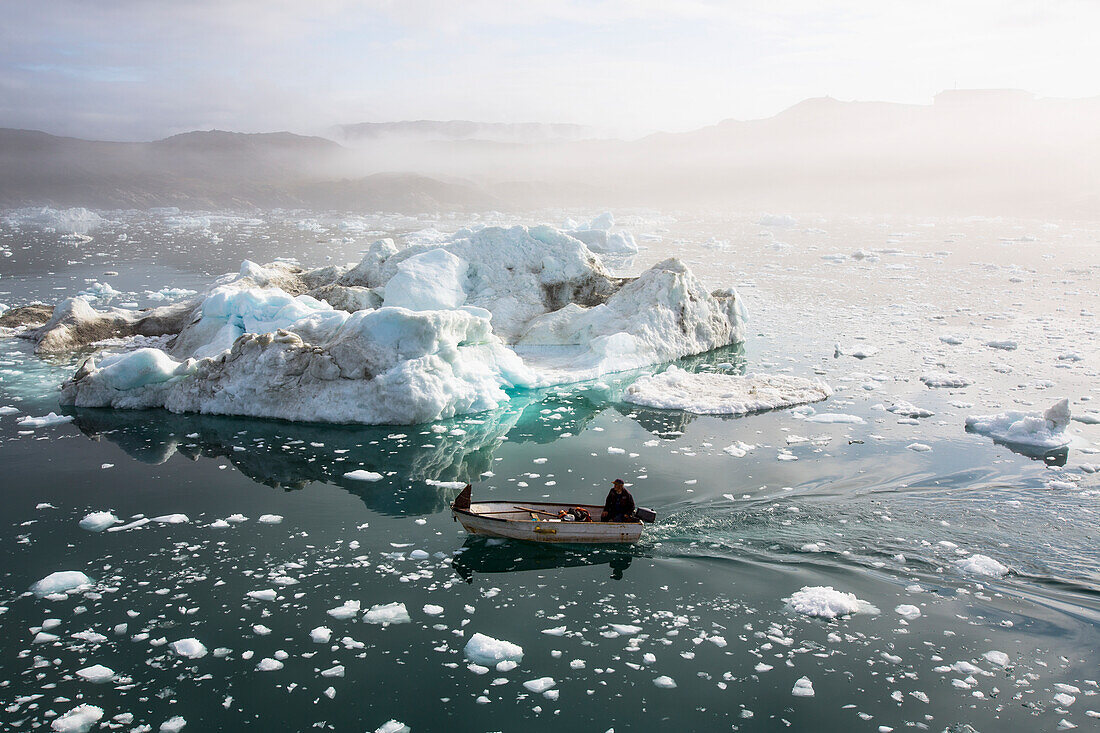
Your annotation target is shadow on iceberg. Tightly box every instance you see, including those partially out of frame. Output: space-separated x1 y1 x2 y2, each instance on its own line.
451 536 641 583
66 402 532 516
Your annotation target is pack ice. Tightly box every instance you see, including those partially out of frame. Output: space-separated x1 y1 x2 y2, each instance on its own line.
38 223 745 424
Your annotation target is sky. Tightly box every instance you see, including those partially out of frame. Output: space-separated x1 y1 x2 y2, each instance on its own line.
2 0 1099 141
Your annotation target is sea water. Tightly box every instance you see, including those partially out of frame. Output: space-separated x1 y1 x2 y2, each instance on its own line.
0 209 1097 731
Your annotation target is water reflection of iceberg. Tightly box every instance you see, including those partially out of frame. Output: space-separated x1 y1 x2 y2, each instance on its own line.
451 537 637 582
68 401 533 516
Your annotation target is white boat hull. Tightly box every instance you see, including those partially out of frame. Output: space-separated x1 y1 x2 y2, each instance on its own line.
452 500 644 544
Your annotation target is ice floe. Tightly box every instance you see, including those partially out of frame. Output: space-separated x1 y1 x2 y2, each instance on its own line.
79 511 121 532
50 704 104 732
623 368 830 415
965 398 1071 449
464 632 524 665
31 571 93 598
785 586 878 619
956 554 1010 577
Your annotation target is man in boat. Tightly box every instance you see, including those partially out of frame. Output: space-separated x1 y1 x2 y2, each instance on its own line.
601 479 636 522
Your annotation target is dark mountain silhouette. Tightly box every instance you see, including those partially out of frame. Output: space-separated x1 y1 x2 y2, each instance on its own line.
2 91 1098 216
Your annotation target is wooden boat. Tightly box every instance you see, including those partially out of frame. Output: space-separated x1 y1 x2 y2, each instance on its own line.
450 485 653 544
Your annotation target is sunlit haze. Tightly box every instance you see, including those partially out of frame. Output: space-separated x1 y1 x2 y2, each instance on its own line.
3 0 1100 139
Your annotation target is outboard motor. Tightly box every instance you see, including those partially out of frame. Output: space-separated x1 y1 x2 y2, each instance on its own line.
635 507 657 524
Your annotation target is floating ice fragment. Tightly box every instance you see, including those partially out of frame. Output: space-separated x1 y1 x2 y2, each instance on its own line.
246 589 278 602
465 632 523 665
79 511 120 532
310 626 332 643
524 677 556 693
965 398 1071 449
921 372 972 388
791 677 815 697
624 368 830 415
955 554 1009 577
75 664 115 683
327 600 361 620
423 604 445 616
256 657 283 671
17 412 74 428
982 650 1010 667
258 514 283 523
31 571 93 597
653 675 677 688
375 721 410 733
364 602 411 625
344 470 384 482
907 443 932 452
170 638 208 659
160 716 187 732
51 704 104 732
785 586 878 619
895 604 921 620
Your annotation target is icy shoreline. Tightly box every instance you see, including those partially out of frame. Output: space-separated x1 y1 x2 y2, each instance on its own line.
19 220 747 425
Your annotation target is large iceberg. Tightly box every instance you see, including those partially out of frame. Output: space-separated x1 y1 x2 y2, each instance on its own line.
45 223 746 425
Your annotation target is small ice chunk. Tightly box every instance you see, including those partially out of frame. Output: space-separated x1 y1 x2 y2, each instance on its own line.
344 470 384 482
983 650 1011 667
79 511 121 532
895 604 921 620
523 677 556 693
75 664 115 683
51 704 104 732
170 638 208 659
374 721 410 733
310 626 332 643
921 372 972 389
364 602 411 625
256 657 283 671
423 604 445 616
246 589 278 602
258 514 283 523
327 600 361 620
956 554 1009 577
791 677 815 697
653 675 677 689
785 586 877 618
965 399 1071 449
160 716 187 732
17 412 75 428
31 571 93 597
464 632 523 665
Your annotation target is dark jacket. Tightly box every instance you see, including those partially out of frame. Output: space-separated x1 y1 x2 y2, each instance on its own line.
603 487 635 519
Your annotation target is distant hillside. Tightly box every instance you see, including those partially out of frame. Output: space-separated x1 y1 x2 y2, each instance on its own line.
3 91 1099 217
0 128 495 210
335 120 595 144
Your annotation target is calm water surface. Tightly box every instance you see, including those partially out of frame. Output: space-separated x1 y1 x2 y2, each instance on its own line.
1 209 1098 731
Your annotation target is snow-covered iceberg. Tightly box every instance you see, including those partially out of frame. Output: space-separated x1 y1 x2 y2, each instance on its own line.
964 398 1071 450
622 367 830 415
46 223 746 425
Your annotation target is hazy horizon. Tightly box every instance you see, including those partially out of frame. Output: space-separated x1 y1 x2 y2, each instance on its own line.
4 1 1100 141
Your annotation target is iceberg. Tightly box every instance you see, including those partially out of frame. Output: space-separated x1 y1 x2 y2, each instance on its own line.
48 223 746 425
964 398 1071 450
623 368 830 415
